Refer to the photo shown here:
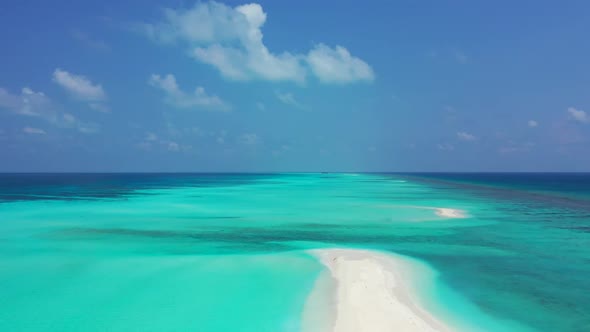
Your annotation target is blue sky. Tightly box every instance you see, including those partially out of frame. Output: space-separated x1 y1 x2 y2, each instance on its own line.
1 1 589 172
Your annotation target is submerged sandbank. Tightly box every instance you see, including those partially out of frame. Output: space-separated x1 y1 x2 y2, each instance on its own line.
304 248 452 332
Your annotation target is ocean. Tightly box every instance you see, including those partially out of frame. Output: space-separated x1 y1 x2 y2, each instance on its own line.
0 173 589 331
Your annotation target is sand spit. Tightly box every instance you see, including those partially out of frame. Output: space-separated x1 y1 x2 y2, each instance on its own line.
303 248 452 332
434 208 467 218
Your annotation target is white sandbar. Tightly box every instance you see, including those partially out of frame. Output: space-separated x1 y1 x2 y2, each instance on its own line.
303 248 452 332
374 204 468 220
435 208 467 218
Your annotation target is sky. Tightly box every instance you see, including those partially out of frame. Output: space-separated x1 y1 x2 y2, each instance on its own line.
1 0 589 172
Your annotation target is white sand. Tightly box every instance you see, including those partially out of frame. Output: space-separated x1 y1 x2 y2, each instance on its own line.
303 248 451 332
435 208 467 218
375 204 468 220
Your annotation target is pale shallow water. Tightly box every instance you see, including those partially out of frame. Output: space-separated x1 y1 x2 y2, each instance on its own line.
0 173 589 331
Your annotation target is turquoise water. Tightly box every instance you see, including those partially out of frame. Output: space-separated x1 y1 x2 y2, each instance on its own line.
0 173 589 331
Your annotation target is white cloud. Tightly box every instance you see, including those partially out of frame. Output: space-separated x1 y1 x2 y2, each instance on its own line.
0 87 99 134
306 44 374 83
568 107 588 123
23 126 46 135
239 133 259 145
193 42 305 82
140 2 373 84
275 91 305 109
165 141 192 152
457 131 477 141
53 68 106 101
528 120 538 127
141 1 248 44
0 87 51 116
0 88 21 109
149 73 230 111
189 2 305 82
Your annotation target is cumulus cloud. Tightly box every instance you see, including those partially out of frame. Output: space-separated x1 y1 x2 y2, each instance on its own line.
149 73 230 111
23 126 46 135
568 107 588 123
0 86 99 134
528 120 538 127
457 131 477 141
52 69 110 112
53 69 106 101
140 2 373 84
193 41 305 82
0 87 52 116
307 44 374 83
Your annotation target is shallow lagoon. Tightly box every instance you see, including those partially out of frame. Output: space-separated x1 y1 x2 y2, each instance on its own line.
0 173 589 331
